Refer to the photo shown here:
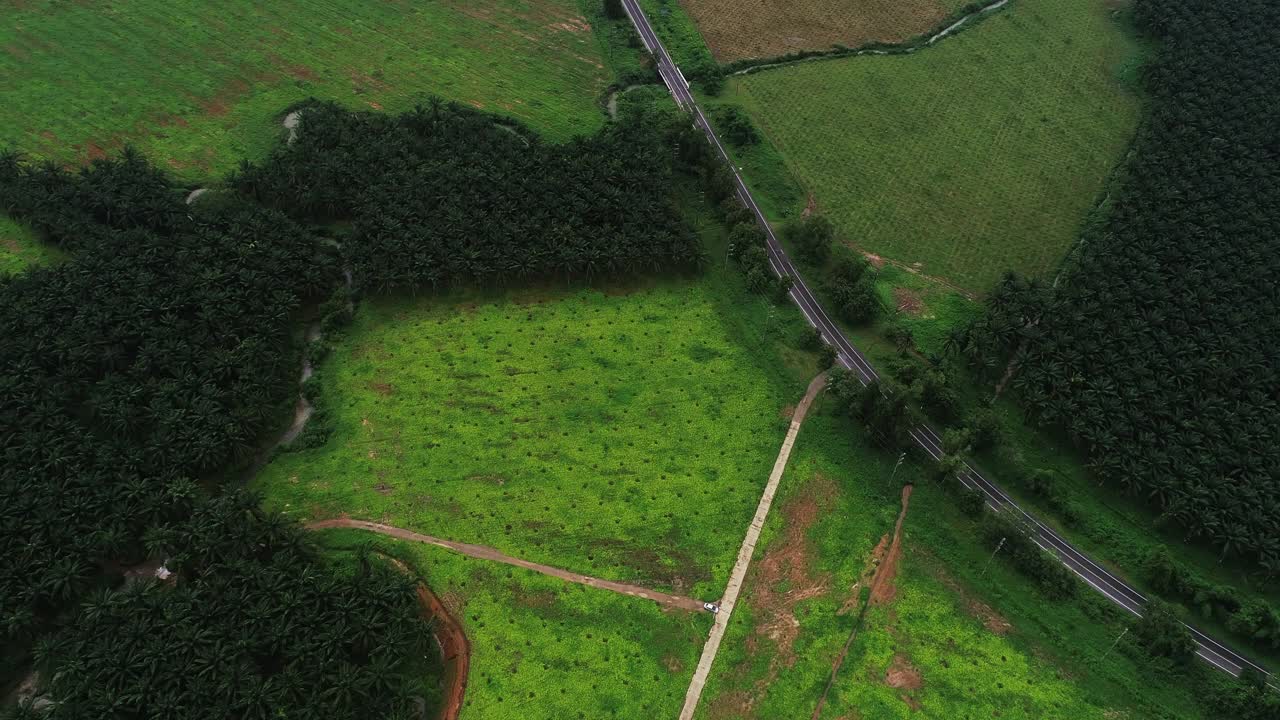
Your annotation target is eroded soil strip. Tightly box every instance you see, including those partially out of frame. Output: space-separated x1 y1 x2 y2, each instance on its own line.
307 519 706 612
678 373 828 720
381 555 470 720
810 484 914 720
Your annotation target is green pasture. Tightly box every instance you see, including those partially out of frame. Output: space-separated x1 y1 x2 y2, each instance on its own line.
1 0 614 180
695 411 1213 719
725 0 1144 293
252 207 822 598
317 529 708 720
0 216 61 276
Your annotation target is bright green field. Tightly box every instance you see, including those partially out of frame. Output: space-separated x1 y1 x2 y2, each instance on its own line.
318 528 708 720
0 217 62 276
695 411 1213 720
254 271 812 599
725 0 1144 292
1 0 613 180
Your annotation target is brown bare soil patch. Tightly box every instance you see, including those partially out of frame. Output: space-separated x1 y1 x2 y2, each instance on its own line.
367 380 395 396
681 0 951 63
893 288 925 316
884 653 923 689
197 77 251 117
715 474 838 718
662 654 685 674
802 193 818 218
374 482 394 495
2 237 20 253
869 485 912 606
708 690 755 720
752 475 835 662
779 404 796 420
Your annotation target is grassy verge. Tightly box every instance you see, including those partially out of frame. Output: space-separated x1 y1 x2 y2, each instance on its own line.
721 0 1145 293
0 216 63 276
315 528 709 719
695 407 1215 719
1 0 612 180
637 0 719 81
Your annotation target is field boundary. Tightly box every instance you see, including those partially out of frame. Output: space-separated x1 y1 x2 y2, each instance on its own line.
678 373 827 720
308 519 708 611
722 0 1012 78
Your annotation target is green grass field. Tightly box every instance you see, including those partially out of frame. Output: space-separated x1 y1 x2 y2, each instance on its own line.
723 0 1144 293
318 528 709 720
0 216 62 276
2 0 614 180
694 411 1215 719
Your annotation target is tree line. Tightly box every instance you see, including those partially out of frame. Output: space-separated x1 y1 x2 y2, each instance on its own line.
951 0 1280 576
233 99 704 292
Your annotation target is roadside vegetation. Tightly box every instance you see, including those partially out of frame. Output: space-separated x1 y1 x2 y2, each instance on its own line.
720 0 1143 293
0 216 61 277
680 0 973 63
320 528 710 719
1 0 614 179
694 409 1249 720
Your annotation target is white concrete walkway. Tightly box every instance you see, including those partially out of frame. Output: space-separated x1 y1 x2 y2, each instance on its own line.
678 373 828 720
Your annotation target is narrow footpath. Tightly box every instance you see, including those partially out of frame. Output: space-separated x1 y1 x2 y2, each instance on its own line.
307 518 707 612
678 373 828 720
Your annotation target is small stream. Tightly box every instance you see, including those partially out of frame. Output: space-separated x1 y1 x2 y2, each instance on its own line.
731 0 1011 76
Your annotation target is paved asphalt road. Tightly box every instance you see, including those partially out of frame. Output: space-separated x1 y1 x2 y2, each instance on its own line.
619 0 1274 684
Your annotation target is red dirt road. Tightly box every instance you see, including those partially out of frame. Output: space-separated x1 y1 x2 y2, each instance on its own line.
308 518 707 612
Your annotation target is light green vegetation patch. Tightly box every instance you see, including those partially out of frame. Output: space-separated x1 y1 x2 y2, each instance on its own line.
318 529 708 719
0 216 62 276
725 0 1144 292
873 264 981 359
2 0 613 180
254 279 803 599
696 412 1211 719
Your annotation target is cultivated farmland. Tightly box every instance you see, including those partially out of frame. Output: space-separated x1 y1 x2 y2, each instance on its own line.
253 281 803 600
321 528 708 720
680 0 973 62
0 216 61 276
1 0 612 179
725 0 1143 292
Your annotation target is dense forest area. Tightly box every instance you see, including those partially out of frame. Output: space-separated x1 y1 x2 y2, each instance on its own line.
234 100 704 290
1 101 702 714
954 1 1279 574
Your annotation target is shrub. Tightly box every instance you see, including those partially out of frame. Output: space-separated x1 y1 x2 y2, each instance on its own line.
712 105 760 146
783 215 835 265
1132 600 1196 664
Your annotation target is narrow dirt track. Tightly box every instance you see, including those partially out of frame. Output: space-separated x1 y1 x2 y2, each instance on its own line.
810 484 914 720
678 373 828 720
307 518 706 612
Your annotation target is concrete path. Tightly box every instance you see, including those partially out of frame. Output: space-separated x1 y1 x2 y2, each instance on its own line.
307 518 706 612
678 373 828 720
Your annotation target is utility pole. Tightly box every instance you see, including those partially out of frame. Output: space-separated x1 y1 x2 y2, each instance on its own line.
890 452 906 483
1101 627 1129 662
981 537 1006 578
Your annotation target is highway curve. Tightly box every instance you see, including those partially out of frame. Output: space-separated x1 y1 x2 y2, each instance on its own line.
618 0 1274 684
